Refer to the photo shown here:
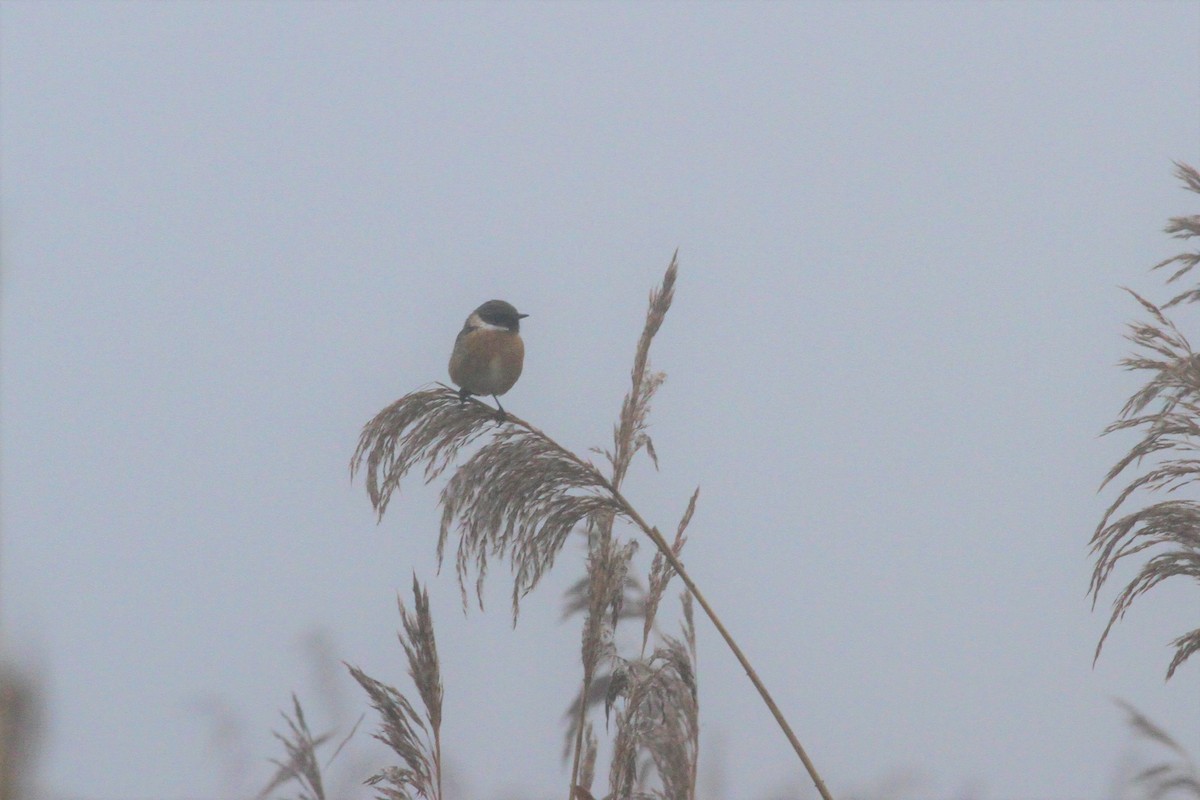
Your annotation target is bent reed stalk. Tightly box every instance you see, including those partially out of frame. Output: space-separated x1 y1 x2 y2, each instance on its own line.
487 400 834 800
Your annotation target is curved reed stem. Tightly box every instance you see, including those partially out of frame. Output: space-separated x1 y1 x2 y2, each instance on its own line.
488 401 835 800
608 487 834 800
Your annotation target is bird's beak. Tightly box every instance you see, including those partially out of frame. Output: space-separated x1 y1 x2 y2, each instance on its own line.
518 313 530 319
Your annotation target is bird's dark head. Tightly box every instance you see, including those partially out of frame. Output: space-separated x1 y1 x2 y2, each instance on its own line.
472 300 529 332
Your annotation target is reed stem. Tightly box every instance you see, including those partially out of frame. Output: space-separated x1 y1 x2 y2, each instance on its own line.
496 404 836 800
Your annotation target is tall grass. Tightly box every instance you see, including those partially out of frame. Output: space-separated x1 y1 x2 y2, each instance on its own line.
1092 162 1200 680
1093 163 1200 800
259 169 1200 799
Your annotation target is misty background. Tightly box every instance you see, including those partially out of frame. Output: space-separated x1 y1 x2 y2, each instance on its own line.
1 2 1198 799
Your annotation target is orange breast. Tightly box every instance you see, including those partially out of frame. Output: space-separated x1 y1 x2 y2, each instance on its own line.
449 329 525 396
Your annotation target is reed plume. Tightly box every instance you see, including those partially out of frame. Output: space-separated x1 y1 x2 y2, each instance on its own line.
606 594 699 800
347 576 444 800
257 695 332 800
1155 162 1200 309
352 387 622 618
642 489 697 656
1092 162 1200 679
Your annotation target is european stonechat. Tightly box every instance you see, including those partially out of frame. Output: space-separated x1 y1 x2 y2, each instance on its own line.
449 299 528 419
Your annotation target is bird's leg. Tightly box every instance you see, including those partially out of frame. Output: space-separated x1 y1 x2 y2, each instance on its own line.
492 395 508 423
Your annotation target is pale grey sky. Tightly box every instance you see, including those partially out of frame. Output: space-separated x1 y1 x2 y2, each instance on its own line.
2 2 1198 799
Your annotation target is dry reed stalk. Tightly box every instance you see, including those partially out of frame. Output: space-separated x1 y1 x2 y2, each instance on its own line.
564 257 677 799
347 576 444 800
1093 163 1200 680
257 695 332 800
567 535 638 794
352 255 836 800
605 593 699 800
575 723 599 800
642 490 697 657
605 483 835 800
560 500 694 799
1115 699 1200 799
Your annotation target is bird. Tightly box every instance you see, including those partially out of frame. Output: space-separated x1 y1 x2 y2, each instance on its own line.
448 299 528 420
